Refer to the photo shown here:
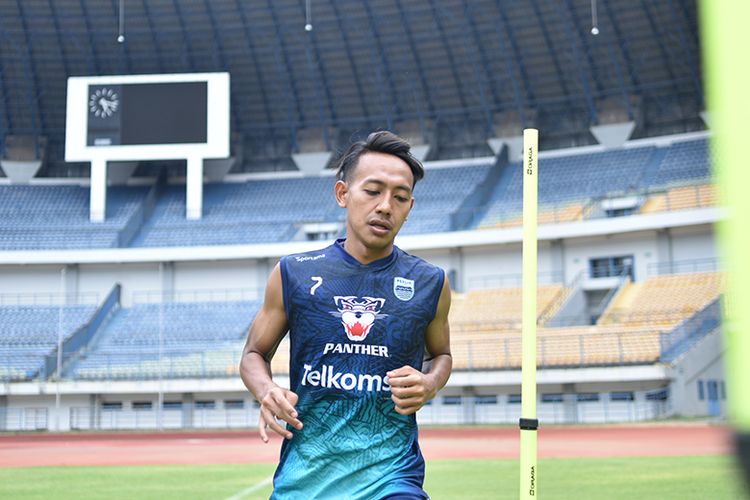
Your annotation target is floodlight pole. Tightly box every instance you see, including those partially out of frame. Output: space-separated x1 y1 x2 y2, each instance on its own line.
519 128 539 499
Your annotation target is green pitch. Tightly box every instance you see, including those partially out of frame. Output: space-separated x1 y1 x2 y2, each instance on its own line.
0 456 745 499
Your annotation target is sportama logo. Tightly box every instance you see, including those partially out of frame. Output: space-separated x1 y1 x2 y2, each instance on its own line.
330 296 387 342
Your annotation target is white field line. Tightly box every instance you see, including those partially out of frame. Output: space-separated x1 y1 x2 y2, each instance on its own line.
224 475 274 500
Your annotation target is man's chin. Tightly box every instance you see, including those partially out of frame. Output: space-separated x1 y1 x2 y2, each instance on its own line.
361 232 396 251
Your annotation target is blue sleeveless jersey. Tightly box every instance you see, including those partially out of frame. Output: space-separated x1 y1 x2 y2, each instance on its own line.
273 239 444 499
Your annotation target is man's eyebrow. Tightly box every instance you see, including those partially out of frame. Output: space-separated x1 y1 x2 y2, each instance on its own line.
362 178 412 193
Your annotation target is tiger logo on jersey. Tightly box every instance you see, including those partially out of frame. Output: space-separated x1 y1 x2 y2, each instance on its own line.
330 296 387 342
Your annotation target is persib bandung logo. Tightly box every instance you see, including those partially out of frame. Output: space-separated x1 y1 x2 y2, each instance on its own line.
330 296 387 342
393 277 414 301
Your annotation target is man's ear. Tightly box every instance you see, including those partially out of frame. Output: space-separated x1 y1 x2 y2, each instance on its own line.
335 180 348 208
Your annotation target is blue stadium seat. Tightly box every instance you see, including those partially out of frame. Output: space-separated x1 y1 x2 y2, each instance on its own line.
0 185 148 250
478 146 656 227
0 139 712 249
0 304 97 380
132 180 340 246
651 139 711 187
401 163 492 235
71 300 260 380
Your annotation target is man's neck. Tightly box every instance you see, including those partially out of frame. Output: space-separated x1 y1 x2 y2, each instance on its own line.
342 238 393 265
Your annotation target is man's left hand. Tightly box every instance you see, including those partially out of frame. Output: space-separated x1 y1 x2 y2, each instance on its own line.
387 365 438 415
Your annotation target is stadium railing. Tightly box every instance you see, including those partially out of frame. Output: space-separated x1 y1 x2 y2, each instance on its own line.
466 270 564 289
117 171 167 247
72 345 244 381
659 298 723 363
537 270 585 326
131 287 263 304
42 284 120 380
0 407 48 431
472 180 714 231
647 257 721 276
0 291 100 306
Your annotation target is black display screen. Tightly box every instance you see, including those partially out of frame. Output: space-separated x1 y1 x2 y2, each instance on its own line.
86 81 208 146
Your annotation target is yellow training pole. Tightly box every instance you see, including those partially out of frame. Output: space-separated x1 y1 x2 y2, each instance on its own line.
700 0 750 487
520 128 538 499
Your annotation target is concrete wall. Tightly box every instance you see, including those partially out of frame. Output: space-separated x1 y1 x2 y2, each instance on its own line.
562 231 658 283
2 383 677 430
669 328 727 418
670 224 717 263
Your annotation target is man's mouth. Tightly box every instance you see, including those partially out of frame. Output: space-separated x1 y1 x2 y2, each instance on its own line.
368 220 392 234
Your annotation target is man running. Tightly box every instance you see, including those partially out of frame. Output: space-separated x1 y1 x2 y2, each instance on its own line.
240 131 452 499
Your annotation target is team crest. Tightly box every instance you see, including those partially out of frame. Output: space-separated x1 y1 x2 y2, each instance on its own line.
330 296 387 342
393 277 414 301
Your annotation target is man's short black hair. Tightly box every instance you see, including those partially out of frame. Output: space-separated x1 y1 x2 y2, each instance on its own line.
335 131 425 188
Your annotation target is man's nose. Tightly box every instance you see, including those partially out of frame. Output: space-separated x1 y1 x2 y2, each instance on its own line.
375 194 392 214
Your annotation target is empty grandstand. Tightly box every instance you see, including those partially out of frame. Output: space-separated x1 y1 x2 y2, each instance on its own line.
71 299 259 380
0 136 715 250
0 0 725 431
0 299 98 381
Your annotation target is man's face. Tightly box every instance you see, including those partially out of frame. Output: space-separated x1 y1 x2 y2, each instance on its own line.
335 152 415 255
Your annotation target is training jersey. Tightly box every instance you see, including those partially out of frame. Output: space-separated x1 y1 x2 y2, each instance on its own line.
272 239 445 499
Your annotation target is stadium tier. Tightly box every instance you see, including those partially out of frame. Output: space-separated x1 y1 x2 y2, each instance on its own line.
131 161 494 246
652 138 712 186
0 271 722 382
0 304 97 380
450 325 663 370
598 272 724 328
0 185 149 249
641 183 716 213
444 270 723 371
449 284 566 330
70 300 259 380
0 138 712 250
477 145 656 228
399 161 493 234
132 179 338 247
48 273 721 380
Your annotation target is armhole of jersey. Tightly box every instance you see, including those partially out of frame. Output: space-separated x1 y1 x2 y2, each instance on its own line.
279 257 292 321
429 268 446 321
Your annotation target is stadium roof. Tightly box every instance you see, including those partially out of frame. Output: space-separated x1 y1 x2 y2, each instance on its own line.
0 0 704 175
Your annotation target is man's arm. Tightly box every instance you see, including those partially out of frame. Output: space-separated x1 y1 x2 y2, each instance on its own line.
239 263 303 442
388 273 452 415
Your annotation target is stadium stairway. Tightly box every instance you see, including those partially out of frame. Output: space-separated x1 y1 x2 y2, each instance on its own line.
117 171 168 247
397 161 493 235
636 146 670 190
660 298 722 363
600 279 640 317
451 147 510 230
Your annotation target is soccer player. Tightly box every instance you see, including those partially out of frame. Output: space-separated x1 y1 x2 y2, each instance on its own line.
240 131 452 499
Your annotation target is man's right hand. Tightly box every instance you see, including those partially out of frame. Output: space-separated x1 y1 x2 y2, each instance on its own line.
258 386 303 442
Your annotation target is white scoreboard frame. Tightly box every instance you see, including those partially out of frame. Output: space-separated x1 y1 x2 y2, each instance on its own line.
65 72 230 221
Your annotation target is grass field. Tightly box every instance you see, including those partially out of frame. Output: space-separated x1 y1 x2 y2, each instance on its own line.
0 455 746 500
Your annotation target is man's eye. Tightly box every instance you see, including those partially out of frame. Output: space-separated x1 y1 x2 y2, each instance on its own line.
364 190 378 196
396 196 409 203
